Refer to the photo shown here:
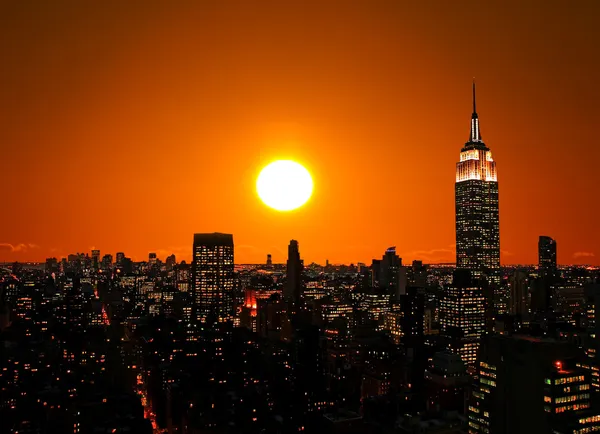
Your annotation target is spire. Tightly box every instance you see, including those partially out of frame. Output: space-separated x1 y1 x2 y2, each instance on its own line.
469 79 482 142
472 80 477 114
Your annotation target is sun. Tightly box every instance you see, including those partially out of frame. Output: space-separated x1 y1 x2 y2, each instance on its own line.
257 160 313 211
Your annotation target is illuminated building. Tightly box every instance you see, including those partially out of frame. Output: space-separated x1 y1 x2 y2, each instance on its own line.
240 289 258 332
191 233 235 324
455 82 500 284
284 240 303 304
383 312 403 344
176 263 190 292
585 284 600 360
320 301 354 324
468 334 588 434
148 252 157 266
358 293 391 322
552 283 586 326
440 270 485 366
116 252 125 266
304 282 327 300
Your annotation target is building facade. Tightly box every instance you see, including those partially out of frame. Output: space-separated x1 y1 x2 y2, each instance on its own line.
191 233 235 324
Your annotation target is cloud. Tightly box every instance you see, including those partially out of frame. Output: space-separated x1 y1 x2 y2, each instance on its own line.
406 248 454 263
573 252 595 259
0 243 40 253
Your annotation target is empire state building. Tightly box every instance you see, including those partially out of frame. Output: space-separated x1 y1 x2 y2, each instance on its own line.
455 82 500 283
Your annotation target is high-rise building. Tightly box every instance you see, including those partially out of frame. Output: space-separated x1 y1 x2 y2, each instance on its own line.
91 249 100 270
284 240 303 304
116 252 125 265
148 252 157 266
191 233 235 324
455 82 500 284
378 247 405 298
440 270 486 366
539 236 558 277
101 254 113 270
508 270 530 318
266 254 272 267
468 334 597 434
166 254 176 271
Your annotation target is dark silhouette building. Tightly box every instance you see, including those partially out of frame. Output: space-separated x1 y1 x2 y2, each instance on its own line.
468 334 597 434
539 235 558 277
284 240 303 304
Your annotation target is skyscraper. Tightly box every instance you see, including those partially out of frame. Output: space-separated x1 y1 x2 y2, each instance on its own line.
191 233 235 324
91 249 100 270
455 82 500 284
539 235 557 277
468 334 594 434
284 240 303 304
440 270 486 366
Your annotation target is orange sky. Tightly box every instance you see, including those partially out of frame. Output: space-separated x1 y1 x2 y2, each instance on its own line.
1 1 599 265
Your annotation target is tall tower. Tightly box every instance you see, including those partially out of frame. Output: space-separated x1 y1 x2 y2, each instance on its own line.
192 233 234 324
285 240 303 304
455 82 500 284
538 235 557 277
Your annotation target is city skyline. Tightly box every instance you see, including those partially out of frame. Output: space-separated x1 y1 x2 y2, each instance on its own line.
1 1 599 265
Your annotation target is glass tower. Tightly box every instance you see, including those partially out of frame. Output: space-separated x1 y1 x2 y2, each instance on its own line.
455 82 500 284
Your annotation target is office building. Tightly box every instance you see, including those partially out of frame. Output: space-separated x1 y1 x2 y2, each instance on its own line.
539 236 558 276
468 334 596 434
191 233 235 324
455 82 500 284
440 270 486 366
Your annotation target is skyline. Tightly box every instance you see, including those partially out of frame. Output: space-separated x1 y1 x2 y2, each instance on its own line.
1 1 599 265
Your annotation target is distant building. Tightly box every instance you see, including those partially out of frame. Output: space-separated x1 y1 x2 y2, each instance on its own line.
91 250 100 270
508 270 529 318
191 233 234 324
284 240 303 304
116 252 125 265
266 253 272 267
165 254 176 271
539 235 558 277
101 254 113 270
376 247 406 299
